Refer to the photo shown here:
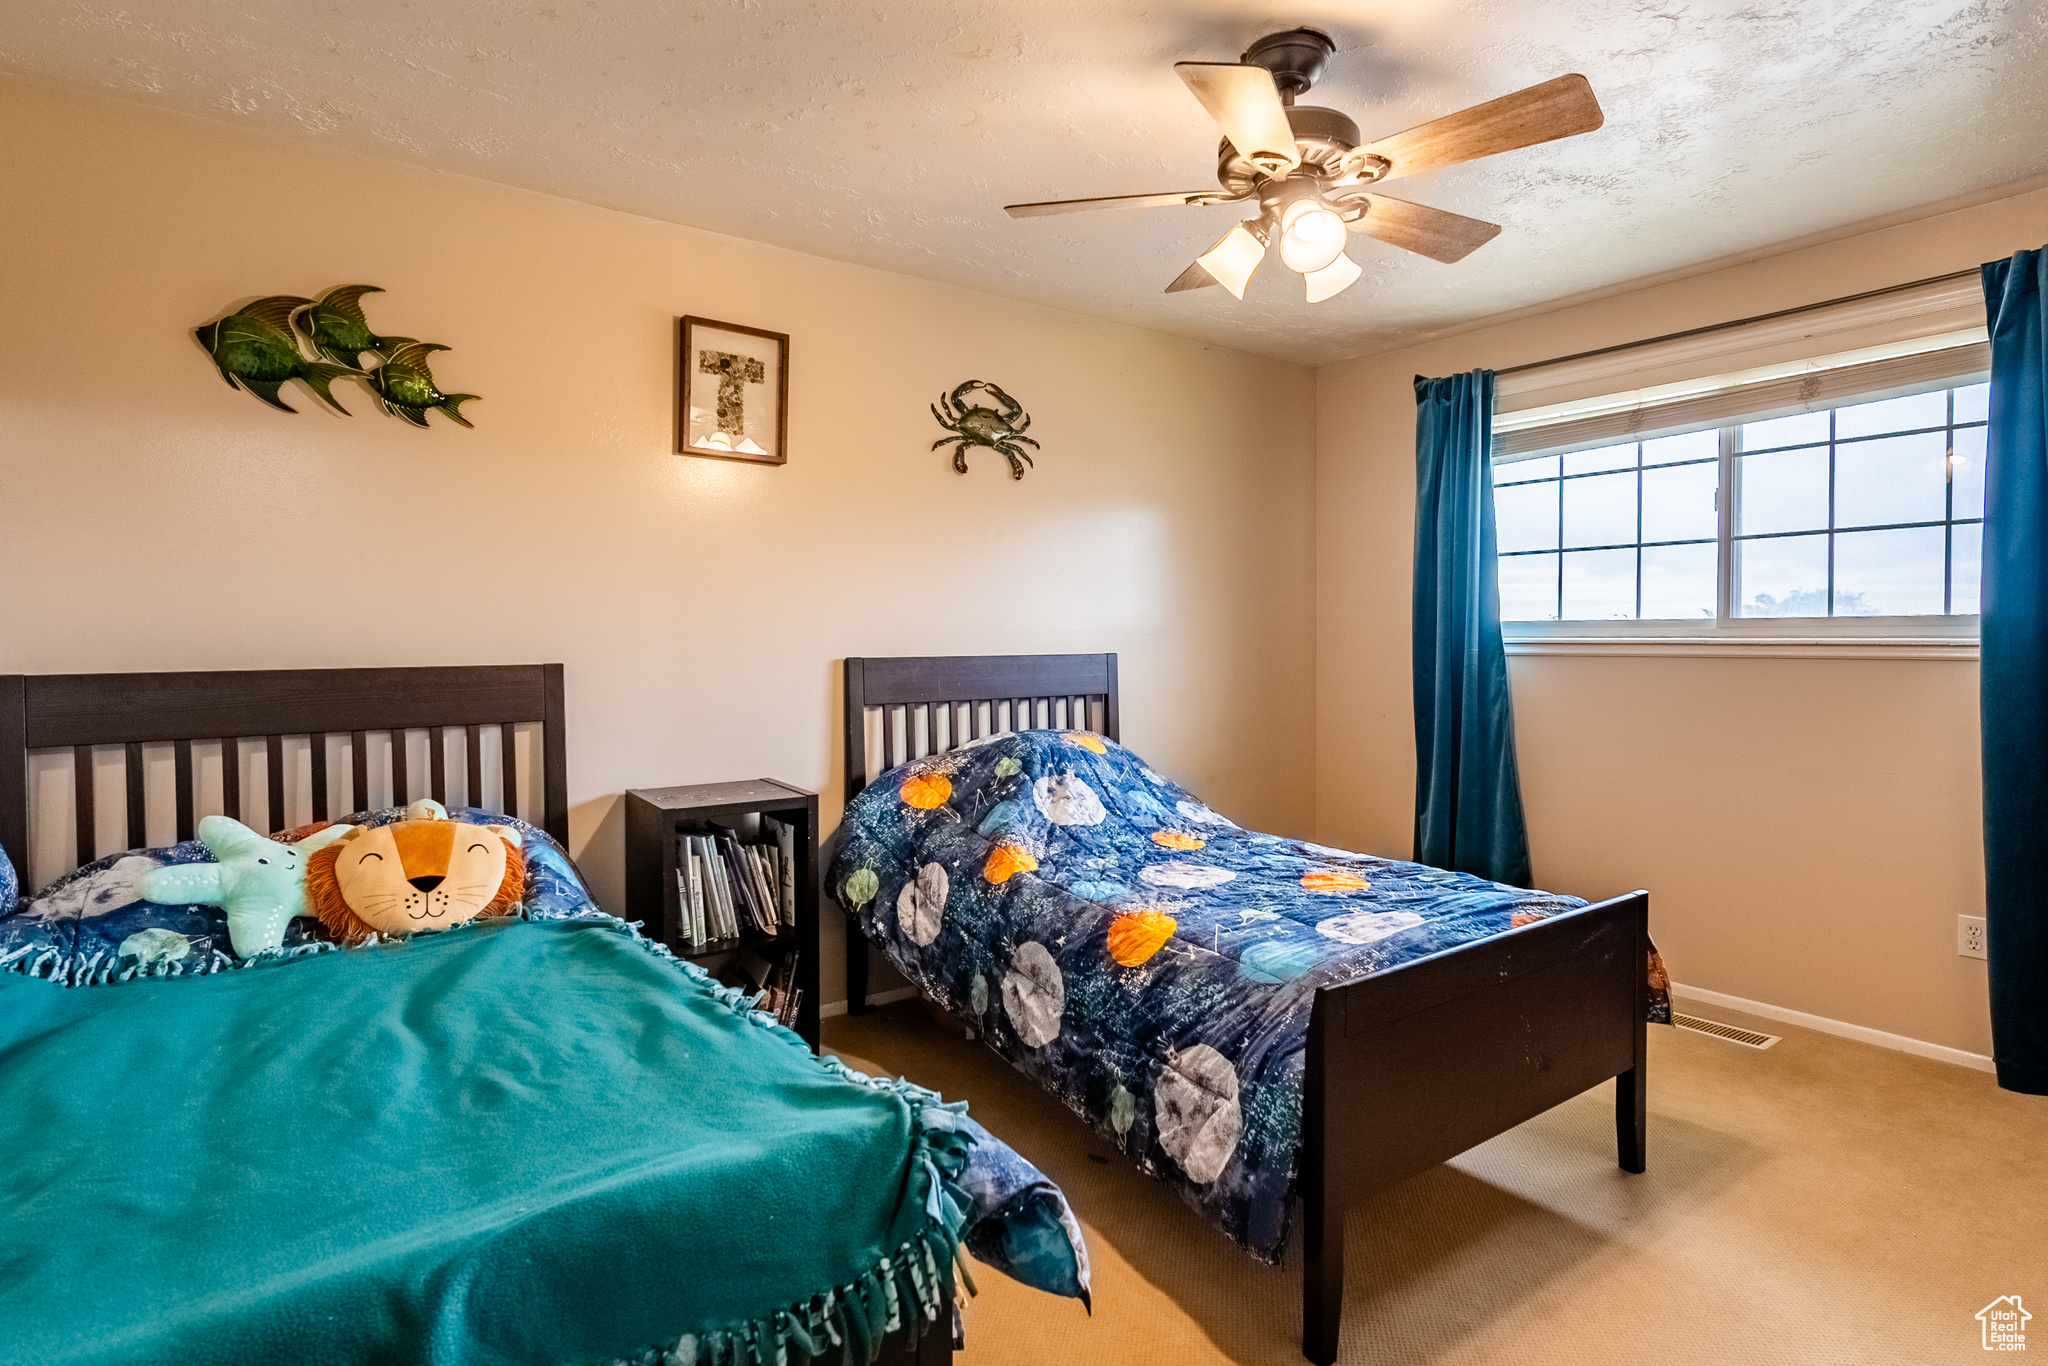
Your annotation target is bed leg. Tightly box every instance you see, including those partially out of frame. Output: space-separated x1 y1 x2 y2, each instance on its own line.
846 914 870 1016
1615 1061 1646 1174
1616 923 1649 1174
1302 1188 1343 1365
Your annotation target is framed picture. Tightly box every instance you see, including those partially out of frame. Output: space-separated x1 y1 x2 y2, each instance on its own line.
678 316 788 464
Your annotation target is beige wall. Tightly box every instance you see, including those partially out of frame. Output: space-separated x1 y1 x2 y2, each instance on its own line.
9 74 2031 1053
1317 186 2048 1057
0 82 1318 1005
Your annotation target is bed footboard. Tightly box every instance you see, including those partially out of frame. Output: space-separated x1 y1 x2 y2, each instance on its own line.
1300 891 1650 1364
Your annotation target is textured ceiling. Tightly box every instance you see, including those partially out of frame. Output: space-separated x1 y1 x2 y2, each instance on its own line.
5 0 2045 365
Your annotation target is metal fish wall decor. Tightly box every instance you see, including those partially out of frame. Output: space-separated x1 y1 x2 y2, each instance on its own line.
194 284 478 428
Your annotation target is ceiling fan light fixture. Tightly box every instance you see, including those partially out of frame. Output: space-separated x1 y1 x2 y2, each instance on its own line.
1302 251 1362 303
1195 222 1269 299
1278 196 1347 274
1008 33 1604 308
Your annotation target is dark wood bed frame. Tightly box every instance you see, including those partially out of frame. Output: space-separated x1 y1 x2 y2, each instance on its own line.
0 665 570 882
0 663 954 1366
842 653 1649 1365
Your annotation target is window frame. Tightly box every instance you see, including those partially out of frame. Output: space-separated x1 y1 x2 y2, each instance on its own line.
1495 382 1985 656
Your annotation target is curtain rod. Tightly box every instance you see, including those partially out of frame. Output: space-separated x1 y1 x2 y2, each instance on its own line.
1494 267 1981 378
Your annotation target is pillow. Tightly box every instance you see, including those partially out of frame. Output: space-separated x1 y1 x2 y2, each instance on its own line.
306 811 524 944
279 807 593 921
0 806 597 987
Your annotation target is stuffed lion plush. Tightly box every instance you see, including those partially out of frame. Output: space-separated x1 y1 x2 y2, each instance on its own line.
308 801 525 945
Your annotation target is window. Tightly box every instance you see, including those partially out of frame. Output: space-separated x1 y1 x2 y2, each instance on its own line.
1494 381 1987 625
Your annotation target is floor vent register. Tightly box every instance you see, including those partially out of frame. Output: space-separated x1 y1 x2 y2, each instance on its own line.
1673 1014 1781 1050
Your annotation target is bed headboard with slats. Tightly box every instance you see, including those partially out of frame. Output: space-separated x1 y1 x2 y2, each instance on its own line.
842 654 1119 808
0 665 567 892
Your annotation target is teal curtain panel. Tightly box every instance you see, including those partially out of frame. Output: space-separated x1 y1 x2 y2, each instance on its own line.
1411 371 1533 887
1981 246 2048 1095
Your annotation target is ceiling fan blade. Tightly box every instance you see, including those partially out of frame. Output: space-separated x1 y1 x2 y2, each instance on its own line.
1355 74 1603 183
1166 260 1220 292
1005 190 1237 218
1174 62 1301 172
1347 195 1501 263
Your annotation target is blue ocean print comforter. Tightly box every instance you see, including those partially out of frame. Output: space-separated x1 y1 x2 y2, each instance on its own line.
831 729 1663 1260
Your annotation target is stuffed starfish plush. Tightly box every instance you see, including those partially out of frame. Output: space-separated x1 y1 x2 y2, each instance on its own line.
140 816 355 958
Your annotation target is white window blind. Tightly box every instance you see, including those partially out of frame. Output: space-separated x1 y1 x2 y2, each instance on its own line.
1494 337 1989 460
1494 272 1987 461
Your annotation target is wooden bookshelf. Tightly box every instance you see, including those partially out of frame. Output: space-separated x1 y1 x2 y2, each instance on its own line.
624 779 819 1051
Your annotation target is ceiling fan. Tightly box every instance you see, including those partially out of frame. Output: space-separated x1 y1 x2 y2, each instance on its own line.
1004 29 1604 303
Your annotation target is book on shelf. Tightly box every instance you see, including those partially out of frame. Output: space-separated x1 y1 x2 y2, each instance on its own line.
676 833 739 946
752 949 803 1028
738 843 766 927
762 815 798 927
684 842 706 947
774 946 803 1026
698 850 713 943
703 839 736 939
780 845 795 927
707 827 743 931
674 835 711 949
711 829 762 934
751 844 778 926
694 851 710 945
721 840 741 937
674 835 692 946
674 823 799 950
729 829 778 935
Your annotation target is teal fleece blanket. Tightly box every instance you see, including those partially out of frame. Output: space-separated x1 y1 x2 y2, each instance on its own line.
0 917 970 1366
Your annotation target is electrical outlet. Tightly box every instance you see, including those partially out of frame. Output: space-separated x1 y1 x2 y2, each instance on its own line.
1959 915 1988 960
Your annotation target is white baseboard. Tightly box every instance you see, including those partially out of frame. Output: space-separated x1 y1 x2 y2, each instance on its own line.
817 986 919 1020
818 980 1998 1071
1672 981 1995 1073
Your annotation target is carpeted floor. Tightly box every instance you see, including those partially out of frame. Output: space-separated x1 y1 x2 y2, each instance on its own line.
825 995 2044 1365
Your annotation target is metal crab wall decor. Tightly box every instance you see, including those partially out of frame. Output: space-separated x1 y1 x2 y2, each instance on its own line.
931 380 1039 479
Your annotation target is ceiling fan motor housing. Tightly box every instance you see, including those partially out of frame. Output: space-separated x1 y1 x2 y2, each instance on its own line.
1284 106 1360 163
1240 28 1335 99
1217 104 1363 195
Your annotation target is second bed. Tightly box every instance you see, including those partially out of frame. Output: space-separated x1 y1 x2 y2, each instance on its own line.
831 652 1664 1364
